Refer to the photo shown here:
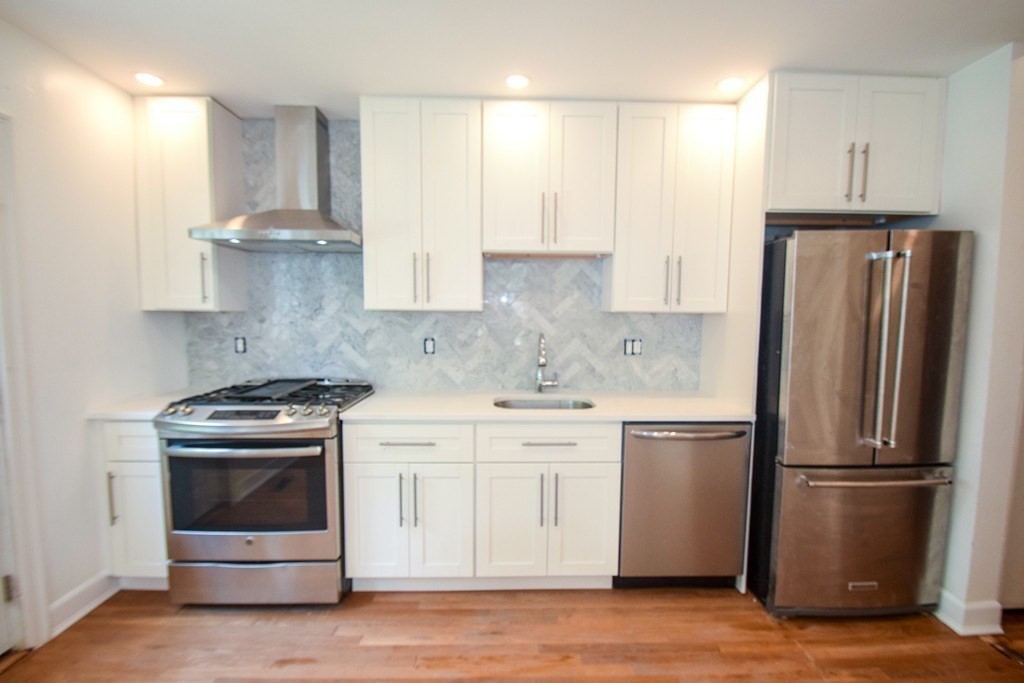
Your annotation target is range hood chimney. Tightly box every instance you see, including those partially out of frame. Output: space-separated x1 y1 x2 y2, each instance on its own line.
189 106 362 253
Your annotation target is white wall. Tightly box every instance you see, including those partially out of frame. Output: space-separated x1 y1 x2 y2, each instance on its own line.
0 19 188 644
928 43 1024 635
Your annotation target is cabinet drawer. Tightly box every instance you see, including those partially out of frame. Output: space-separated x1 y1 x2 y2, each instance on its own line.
343 423 474 463
104 421 160 462
476 423 621 463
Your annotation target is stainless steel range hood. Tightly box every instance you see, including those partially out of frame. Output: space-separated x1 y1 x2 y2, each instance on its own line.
189 106 361 253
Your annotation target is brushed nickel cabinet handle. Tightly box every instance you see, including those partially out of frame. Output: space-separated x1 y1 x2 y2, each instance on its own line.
663 256 670 305
554 472 559 527
844 142 856 201
676 256 683 305
521 441 578 447
379 441 437 447
859 143 871 202
107 471 118 526
413 473 419 528
199 252 209 303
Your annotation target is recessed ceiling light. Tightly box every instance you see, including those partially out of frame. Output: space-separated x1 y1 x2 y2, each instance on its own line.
717 77 746 94
506 74 530 90
315 240 328 246
228 238 240 244
135 72 165 87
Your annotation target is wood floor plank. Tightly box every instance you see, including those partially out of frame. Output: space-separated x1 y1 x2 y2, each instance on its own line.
3 590 1023 681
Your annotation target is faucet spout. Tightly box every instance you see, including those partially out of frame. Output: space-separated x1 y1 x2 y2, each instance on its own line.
535 333 559 393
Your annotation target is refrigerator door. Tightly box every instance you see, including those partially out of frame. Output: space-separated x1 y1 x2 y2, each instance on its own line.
874 230 972 466
770 465 953 615
778 230 887 466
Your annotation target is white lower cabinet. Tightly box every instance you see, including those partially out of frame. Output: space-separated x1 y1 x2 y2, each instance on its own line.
99 421 168 579
475 423 622 578
343 462 475 578
475 462 621 577
343 421 622 583
342 424 475 578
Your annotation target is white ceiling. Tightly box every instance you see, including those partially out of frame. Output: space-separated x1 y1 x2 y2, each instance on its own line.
1 0 1023 120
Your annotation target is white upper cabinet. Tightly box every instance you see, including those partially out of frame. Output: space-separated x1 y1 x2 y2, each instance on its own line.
136 96 246 311
767 73 944 213
482 101 617 254
361 97 482 311
603 103 736 313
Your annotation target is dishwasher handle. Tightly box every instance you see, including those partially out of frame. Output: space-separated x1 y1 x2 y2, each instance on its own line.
629 429 748 441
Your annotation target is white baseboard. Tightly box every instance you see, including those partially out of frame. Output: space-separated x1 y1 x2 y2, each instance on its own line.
934 589 1004 636
47 573 118 639
119 577 168 591
352 576 613 592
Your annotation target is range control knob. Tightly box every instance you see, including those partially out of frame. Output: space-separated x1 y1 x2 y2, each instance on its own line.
285 404 298 416
162 405 178 416
318 404 331 416
301 405 315 416
180 404 193 416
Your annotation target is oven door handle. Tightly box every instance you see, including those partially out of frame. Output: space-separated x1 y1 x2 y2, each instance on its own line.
163 445 323 459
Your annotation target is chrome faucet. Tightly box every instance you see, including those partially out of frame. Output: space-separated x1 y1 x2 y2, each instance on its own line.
535 333 559 393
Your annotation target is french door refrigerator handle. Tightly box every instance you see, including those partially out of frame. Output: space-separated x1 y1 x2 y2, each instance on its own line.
884 250 913 448
863 250 895 448
797 475 952 489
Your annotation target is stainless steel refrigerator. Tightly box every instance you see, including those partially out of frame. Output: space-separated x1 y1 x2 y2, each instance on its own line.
749 228 971 616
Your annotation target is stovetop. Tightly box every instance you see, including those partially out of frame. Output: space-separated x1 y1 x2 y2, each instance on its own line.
158 378 374 422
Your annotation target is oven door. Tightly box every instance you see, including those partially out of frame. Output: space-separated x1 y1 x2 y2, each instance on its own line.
162 438 340 562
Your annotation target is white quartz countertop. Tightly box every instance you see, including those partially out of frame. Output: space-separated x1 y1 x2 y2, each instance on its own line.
341 391 754 423
85 388 754 423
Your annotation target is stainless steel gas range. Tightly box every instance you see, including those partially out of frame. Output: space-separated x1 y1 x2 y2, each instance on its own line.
153 378 373 605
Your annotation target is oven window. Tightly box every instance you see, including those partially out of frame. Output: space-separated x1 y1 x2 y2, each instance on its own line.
168 450 328 532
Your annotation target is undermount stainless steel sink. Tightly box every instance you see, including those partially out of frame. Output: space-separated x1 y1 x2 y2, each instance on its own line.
493 397 596 410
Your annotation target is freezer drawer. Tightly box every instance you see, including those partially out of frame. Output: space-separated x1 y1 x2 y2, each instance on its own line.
619 423 751 577
770 465 952 615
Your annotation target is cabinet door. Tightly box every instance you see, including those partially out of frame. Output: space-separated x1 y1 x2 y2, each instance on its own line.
673 104 736 312
603 103 678 312
547 463 621 576
409 464 474 577
482 101 550 253
855 77 942 213
767 73 860 211
343 463 409 578
421 99 483 311
108 462 168 578
136 97 245 311
548 102 617 253
475 463 548 577
361 97 424 310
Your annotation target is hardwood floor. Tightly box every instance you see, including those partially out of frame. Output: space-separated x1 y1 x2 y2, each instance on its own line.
3 589 1023 681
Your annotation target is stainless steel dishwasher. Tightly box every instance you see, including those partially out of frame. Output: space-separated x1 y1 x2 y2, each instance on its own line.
619 423 752 577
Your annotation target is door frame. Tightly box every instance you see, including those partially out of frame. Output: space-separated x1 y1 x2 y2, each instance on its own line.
0 114 51 648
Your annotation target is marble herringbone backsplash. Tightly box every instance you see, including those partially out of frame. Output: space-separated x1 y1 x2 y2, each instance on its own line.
185 119 702 392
